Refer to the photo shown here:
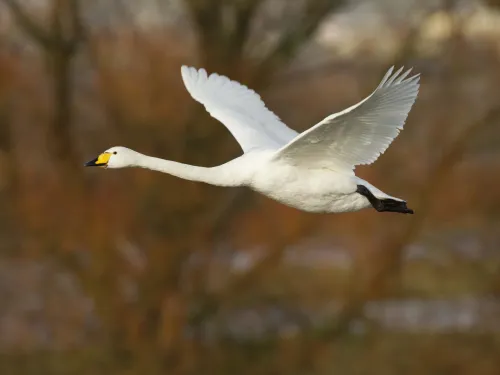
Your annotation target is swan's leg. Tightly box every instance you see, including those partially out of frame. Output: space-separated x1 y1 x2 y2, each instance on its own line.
356 185 414 214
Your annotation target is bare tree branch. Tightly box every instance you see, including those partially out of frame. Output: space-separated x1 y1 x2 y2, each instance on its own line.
5 0 87 173
227 0 264 65
184 0 264 75
66 0 87 51
3 0 54 49
254 0 345 85
4 0 86 52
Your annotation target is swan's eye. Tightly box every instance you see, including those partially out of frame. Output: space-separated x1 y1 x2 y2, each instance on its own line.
113 151 117 155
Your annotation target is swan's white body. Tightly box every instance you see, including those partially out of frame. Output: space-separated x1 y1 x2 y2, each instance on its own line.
85 65 420 214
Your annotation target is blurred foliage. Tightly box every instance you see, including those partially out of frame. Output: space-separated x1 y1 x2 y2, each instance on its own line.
0 0 500 374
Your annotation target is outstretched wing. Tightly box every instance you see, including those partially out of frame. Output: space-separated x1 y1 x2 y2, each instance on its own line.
181 66 298 153
272 66 420 173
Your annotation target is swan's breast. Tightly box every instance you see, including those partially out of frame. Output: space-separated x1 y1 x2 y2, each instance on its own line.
249 160 360 213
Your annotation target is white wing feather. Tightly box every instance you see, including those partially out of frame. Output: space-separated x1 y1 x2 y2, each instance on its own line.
181 66 298 153
272 66 420 173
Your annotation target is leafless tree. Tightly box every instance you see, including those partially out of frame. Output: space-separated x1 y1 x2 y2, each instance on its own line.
4 0 86 174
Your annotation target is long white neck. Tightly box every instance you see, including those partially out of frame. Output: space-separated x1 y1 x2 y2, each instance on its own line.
134 155 244 187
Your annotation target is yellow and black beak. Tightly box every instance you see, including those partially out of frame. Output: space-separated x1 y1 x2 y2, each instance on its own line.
84 152 111 167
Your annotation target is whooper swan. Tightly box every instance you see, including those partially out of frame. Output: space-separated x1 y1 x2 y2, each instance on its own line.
85 66 419 214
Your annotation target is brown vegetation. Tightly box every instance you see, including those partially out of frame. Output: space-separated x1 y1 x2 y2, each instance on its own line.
0 1 499 374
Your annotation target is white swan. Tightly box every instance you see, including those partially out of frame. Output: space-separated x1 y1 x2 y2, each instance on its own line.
85 65 420 214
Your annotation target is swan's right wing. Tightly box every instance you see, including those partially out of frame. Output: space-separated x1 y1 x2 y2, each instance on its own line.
181 66 298 153
272 66 420 173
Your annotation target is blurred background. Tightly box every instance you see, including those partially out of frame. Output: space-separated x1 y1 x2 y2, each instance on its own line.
0 0 500 374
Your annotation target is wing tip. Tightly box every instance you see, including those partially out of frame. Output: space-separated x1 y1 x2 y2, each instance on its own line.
181 65 212 90
181 65 195 81
379 65 421 90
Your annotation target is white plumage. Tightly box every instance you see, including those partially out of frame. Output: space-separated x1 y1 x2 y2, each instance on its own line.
85 65 420 214
180 66 298 152
273 66 419 173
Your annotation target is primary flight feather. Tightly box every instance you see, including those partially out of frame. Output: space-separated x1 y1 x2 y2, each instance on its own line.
85 65 420 214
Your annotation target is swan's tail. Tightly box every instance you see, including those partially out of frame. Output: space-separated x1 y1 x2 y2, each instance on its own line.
356 185 414 214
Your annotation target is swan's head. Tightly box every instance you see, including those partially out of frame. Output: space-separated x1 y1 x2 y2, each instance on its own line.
84 146 140 169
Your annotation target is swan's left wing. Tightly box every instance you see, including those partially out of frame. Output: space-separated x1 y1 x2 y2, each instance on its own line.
272 66 420 173
181 66 298 153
